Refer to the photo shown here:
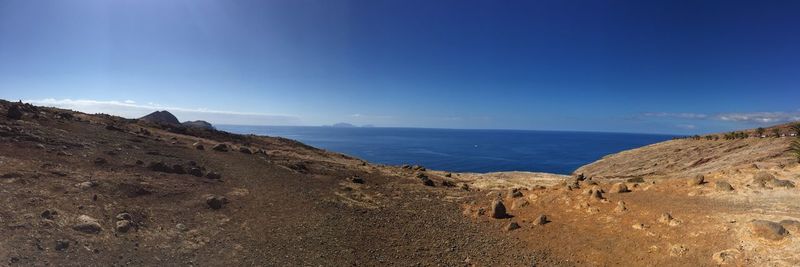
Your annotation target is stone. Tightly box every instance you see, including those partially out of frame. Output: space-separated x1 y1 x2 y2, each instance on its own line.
589 189 604 200
772 179 795 188
419 175 434 187
752 171 776 187
669 244 688 257
212 143 229 152
94 158 108 165
632 223 648 230
779 219 800 232
206 171 222 180
533 214 548 225
171 164 186 174
147 161 172 173
509 188 523 198
626 177 645 183
688 174 705 186
176 223 188 232
54 239 70 251
193 142 205 150
206 195 228 210
491 200 508 219
712 249 740 265
609 183 629 193
116 220 133 233
188 167 203 177
7 104 23 120
441 179 455 187
41 209 58 220
75 181 98 189
615 201 627 213
715 181 734 191
73 215 102 234
750 220 788 241
657 213 674 225
239 146 252 154
350 177 365 184
506 222 520 231
115 213 132 221
511 198 530 210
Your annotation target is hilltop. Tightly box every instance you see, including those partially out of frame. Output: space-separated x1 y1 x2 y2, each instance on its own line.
1 99 799 266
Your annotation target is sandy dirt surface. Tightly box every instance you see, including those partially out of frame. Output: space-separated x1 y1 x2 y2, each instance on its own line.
1 100 799 266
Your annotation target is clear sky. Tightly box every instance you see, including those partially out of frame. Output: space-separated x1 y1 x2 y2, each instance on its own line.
1 0 799 134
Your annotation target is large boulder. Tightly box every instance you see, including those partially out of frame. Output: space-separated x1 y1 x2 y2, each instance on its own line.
72 215 102 234
715 181 734 191
206 195 229 210
687 174 705 186
609 183 629 193
750 220 788 241
6 104 22 120
491 200 508 219
212 143 229 152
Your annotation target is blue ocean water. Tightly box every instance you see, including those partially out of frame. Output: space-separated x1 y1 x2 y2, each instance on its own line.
217 125 675 175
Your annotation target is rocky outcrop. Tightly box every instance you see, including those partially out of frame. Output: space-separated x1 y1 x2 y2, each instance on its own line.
139 111 180 125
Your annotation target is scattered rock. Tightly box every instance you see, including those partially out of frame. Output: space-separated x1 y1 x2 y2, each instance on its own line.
444 173 452 177
752 171 776 187
115 213 132 221
614 201 627 213
632 223 648 230
239 146 252 154
441 179 455 187
171 164 186 174
589 189 604 200
54 239 70 251
626 177 645 183
188 167 203 177
511 198 530 210
206 195 229 210
460 183 470 191
772 179 795 188
176 223 188 232
609 183 629 193
669 244 688 257
41 209 58 220
116 220 133 233
506 222 520 231
712 249 740 265
212 143 229 152
688 174 705 186
206 171 222 180
750 220 788 241
491 200 508 219
412 165 426 171
418 173 434 186
147 161 172 173
72 215 102 234
193 142 205 150
350 177 365 184
657 213 679 226
779 219 800 232
533 214 548 225
715 181 734 191
7 104 23 120
509 188 523 198
74 181 98 189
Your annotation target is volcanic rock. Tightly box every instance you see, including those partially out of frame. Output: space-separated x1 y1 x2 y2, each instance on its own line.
73 215 102 234
491 200 508 219
750 220 788 241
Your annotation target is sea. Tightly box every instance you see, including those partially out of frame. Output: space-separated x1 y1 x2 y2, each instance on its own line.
217 125 675 175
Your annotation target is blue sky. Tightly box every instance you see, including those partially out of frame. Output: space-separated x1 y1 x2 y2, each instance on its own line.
0 0 799 134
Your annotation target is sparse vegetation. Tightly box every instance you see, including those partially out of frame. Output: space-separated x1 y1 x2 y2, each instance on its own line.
756 127 765 137
772 128 781 138
791 124 800 163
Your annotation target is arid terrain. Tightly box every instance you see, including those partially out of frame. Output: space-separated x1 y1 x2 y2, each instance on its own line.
1 99 799 266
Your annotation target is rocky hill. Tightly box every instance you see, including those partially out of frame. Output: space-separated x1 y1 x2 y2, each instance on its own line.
138 110 180 125
1 99 799 266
